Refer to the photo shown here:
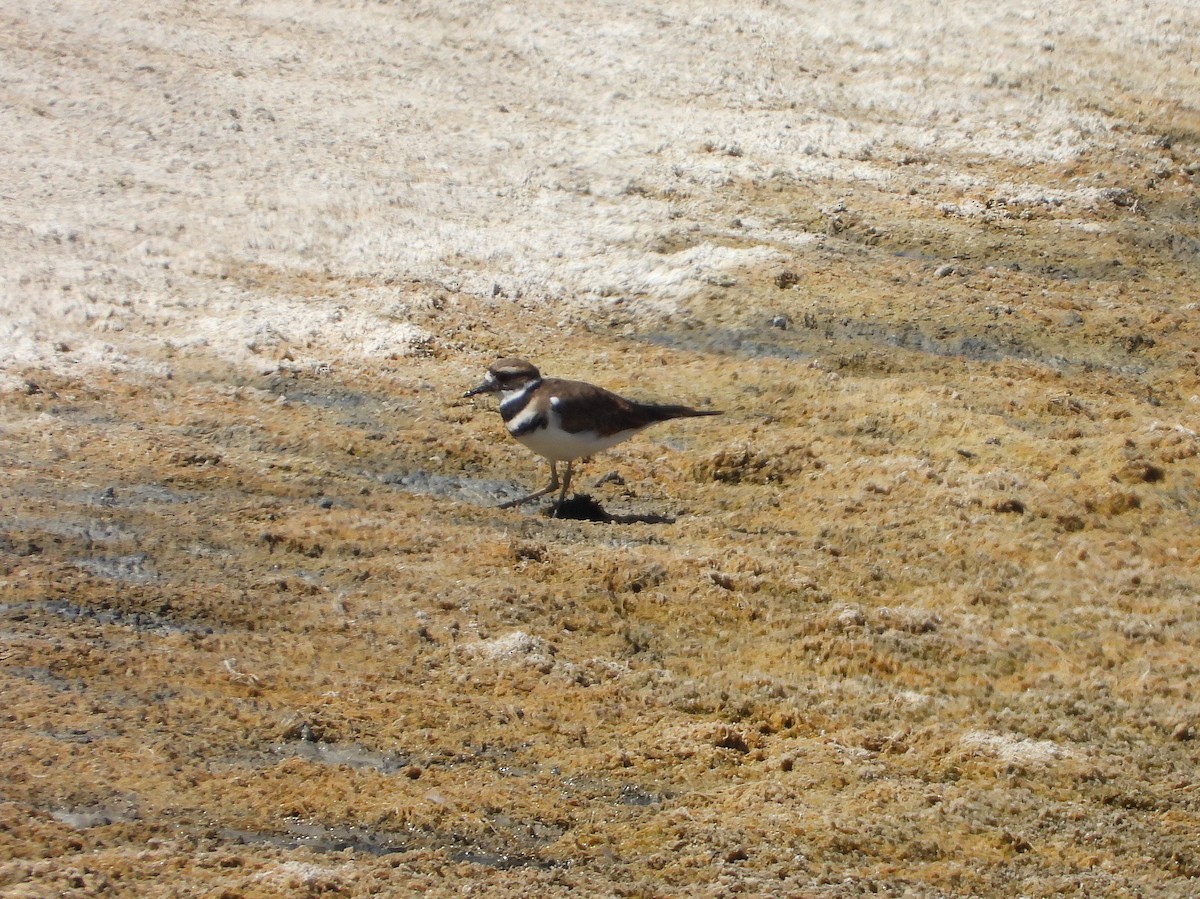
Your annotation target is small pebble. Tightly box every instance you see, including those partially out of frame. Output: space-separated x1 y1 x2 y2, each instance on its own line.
837 606 866 627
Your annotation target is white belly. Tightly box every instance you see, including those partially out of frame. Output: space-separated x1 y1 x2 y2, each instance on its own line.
513 413 644 462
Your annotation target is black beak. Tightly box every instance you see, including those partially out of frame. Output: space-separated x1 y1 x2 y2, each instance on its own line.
463 377 496 398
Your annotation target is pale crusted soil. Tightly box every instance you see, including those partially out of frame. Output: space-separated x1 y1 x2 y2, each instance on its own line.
3 1 1200 897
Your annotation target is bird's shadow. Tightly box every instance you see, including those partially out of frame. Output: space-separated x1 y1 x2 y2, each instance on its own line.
546 494 676 525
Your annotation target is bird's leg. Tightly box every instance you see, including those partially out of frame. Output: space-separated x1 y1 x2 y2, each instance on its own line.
550 461 575 519
498 461 560 509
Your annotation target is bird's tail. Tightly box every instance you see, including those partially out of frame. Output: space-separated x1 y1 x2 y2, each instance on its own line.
639 403 722 423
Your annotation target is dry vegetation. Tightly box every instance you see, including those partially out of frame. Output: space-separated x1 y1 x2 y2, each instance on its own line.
3 1 1200 896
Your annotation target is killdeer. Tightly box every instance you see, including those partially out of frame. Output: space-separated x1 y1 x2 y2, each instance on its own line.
464 358 721 516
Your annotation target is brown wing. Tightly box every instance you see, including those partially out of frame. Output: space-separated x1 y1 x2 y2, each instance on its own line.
545 378 719 438
542 379 651 437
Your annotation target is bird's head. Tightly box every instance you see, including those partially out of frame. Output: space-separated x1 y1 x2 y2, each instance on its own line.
464 358 543 398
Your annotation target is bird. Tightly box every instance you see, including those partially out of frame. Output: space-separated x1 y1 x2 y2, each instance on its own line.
464 358 721 517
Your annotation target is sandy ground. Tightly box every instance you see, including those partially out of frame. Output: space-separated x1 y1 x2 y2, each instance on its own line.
2 0 1199 895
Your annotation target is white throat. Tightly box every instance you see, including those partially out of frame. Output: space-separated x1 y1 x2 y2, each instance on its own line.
498 379 541 414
